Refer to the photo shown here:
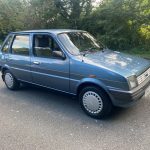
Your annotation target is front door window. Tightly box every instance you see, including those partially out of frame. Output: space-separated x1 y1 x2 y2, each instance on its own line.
33 34 63 59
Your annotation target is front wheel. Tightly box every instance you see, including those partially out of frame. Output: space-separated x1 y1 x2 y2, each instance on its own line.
4 70 20 90
79 86 113 119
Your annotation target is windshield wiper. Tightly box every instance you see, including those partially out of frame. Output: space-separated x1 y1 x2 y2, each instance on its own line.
80 47 106 57
80 51 90 57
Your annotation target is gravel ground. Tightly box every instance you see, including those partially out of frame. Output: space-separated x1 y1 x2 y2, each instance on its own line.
0 78 150 150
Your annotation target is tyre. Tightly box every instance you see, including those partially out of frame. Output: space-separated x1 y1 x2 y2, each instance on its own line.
4 70 20 90
79 86 113 119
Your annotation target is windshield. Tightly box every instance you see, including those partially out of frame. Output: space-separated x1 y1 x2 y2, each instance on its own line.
58 32 104 55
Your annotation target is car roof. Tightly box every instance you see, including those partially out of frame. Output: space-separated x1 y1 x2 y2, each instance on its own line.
11 29 86 35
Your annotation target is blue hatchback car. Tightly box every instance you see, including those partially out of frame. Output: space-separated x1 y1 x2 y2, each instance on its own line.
0 29 150 118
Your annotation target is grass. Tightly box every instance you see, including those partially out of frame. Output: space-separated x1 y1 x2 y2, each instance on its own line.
121 48 150 60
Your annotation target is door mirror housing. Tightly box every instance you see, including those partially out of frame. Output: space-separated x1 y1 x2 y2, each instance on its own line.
53 51 66 60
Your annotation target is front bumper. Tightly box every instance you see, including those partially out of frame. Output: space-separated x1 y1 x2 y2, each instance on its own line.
0 62 1 71
108 77 150 107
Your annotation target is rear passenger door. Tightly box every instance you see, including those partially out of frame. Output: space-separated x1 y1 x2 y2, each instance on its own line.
7 34 32 82
31 33 70 92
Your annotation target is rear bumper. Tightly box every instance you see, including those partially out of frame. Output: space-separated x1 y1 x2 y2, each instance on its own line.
108 77 150 107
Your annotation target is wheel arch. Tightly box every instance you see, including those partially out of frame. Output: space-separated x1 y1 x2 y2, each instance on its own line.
1 65 11 81
1 64 10 73
76 78 110 99
2 67 8 74
77 79 113 118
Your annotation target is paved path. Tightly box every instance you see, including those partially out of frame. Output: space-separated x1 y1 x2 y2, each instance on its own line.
0 79 150 150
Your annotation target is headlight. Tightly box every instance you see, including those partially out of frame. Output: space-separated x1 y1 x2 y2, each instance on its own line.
127 75 138 90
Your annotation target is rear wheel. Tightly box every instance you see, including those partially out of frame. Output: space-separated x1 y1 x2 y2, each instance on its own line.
4 70 20 90
79 86 113 119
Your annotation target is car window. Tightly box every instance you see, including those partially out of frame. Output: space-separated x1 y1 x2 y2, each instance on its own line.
12 35 30 56
58 32 103 55
1 35 13 53
33 34 62 58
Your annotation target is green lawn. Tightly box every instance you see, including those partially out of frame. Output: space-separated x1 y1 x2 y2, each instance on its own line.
123 48 150 60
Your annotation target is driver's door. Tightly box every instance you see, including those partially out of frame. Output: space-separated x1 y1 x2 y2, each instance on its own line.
31 33 70 92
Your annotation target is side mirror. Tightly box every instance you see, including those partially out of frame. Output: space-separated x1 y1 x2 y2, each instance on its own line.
52 51 66 60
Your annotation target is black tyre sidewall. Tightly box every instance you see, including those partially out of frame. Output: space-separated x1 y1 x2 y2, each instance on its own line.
79 86 112 119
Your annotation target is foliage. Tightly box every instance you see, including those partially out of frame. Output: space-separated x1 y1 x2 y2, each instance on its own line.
0 0 149 51
0 39 2 45
23 0 63 29
54 0 92 28
80 0 150 50
0 0 25 39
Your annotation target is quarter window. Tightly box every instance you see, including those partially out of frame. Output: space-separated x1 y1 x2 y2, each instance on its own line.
12 35 30 56
2 35 13 53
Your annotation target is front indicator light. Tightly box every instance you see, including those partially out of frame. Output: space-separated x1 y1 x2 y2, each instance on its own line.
127 75 138 90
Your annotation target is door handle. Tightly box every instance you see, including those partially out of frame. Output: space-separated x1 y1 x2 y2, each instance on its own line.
33 61 40 65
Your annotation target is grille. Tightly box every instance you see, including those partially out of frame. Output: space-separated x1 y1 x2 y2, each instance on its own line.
137 68 150 85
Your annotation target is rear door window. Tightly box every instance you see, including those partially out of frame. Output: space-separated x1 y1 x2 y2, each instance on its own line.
1 35 13 53
12 35 30 56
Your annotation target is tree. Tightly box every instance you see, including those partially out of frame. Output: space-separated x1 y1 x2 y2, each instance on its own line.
0 0 149 50
0 0 24 39
80 0 150 50
54 0 92 28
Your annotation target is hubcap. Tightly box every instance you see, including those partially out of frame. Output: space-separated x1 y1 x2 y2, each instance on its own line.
5 73 14 88
83 91 103 114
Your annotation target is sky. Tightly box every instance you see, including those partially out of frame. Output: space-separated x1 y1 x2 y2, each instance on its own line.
92 0 103 7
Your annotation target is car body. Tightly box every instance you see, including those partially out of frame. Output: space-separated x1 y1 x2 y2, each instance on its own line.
0 29 150 118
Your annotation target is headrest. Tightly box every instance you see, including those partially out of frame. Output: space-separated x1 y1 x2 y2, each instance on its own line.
35 36 49 47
